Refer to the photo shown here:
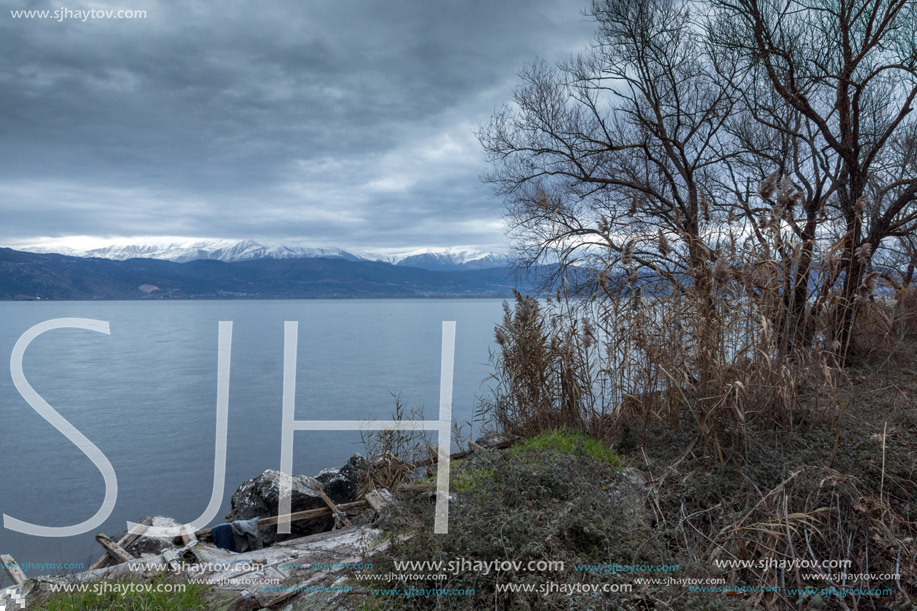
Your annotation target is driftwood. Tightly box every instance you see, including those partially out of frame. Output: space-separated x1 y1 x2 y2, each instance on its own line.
95 534 135 565
89 516 153 570
411 448 472 469
410 439 513 469
0 554 27 585
313 480 353 528
180 523 198 546
364 489 393 512
194 500 368 539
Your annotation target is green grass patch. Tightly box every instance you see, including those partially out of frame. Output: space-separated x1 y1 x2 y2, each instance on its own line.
45 576 212 611
370 437 734 610
451 466 495 492
510 428 623 468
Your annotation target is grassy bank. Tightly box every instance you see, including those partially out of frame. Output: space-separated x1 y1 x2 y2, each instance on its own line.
356 336 916 610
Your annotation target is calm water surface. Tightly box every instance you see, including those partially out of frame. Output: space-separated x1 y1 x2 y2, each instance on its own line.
0 299 505 575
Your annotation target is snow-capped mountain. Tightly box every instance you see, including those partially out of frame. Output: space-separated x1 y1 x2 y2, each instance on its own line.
21 239 362 264
378 248 513 271
17 240 511 271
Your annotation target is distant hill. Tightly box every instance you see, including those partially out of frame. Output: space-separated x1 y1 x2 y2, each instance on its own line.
0 248 532 300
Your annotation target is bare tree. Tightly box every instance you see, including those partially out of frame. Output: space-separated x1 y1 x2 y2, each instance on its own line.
716 78 836 350
479 0 741 316
708 0 917 349
480 0 917 454
479 0 752 450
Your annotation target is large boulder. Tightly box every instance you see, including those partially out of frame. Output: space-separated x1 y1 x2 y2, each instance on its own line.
225 454 367 545
314 454 367 503
226 470 330 544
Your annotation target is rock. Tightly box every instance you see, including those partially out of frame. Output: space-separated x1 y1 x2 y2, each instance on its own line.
314 454 367 503
226 470 331 545
225 457 366 546
619 467 648 492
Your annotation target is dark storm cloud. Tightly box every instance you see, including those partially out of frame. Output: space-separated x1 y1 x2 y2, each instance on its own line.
0 0 594 250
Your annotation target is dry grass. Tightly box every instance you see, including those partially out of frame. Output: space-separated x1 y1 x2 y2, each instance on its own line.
709 466 915 607
358 395 435 497
471 198 917 607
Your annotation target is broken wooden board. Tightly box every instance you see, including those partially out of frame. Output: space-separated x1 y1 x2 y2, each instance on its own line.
264 530 393 608
184 526 384 607
180 523 198 546
194 500 368 539
89 516 153 570
364 489 393 513
0 554 27 585
312 479 353 528
94 534 135 565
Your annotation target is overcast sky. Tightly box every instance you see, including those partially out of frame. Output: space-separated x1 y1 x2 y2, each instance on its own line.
0 0 594 253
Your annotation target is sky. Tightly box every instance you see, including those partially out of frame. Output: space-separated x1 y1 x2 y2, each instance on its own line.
0 0 595 253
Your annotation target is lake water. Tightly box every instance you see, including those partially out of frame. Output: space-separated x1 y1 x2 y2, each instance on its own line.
0 299 506 576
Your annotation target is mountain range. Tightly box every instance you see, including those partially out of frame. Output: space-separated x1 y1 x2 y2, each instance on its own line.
0 244 529 300
18 239 512 272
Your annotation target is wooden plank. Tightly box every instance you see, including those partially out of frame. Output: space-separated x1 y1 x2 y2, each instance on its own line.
194 500 368 539
312 480 352 528
364 489 393 512
254 501 366 530
89 516 153 570
0 554 27 585
95 534 135 565
408 440 513 470
180 523 198 546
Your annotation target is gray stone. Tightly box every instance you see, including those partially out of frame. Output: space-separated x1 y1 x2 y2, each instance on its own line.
314 454 367 503
225 455 367 546
225 470 331 545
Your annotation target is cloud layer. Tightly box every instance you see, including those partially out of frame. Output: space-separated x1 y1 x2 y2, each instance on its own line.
1 0 594 251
